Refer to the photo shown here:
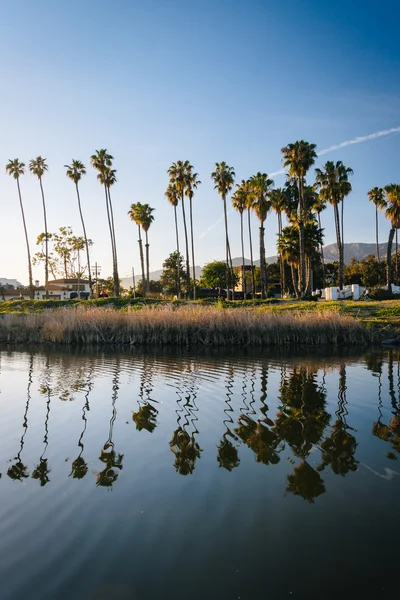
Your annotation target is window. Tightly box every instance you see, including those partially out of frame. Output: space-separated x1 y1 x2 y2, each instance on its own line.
72 284 86 291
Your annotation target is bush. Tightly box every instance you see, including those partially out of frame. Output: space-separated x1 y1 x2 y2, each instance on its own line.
369 289 400 301
300 294 319 302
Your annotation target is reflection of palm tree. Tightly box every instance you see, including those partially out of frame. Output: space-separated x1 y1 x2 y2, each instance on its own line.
217 365 240 471
132 358 158 432
32 359 51 486
70 368 93 480
8 355 33 481
96 363 123 488
286 460 325 503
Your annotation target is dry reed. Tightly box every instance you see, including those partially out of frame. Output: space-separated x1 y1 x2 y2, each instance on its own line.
0 305 373 346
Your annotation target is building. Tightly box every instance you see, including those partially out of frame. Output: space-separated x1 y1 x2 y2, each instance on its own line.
34 279 92 300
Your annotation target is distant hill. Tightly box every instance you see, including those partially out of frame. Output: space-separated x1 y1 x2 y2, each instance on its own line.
122 243 383 286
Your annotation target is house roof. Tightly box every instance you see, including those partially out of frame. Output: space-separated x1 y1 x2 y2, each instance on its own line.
51 279 90 284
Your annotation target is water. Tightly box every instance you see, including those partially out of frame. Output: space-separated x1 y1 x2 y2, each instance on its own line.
0 346 399 599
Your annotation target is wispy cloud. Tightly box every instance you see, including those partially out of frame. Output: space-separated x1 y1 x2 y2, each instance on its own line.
200 126 400 238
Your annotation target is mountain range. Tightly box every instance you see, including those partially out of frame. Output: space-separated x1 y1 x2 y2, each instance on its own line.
121 242 383 287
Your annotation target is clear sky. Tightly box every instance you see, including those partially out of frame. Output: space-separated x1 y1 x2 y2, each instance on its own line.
1 0 399 285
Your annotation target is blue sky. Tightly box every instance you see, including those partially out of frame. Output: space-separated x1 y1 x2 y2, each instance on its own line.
1 0 399 285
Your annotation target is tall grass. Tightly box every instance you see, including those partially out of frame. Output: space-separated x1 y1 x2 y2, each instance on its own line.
0 305 374 346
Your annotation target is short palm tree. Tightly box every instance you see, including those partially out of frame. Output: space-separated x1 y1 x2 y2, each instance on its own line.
185 168 201 299
249 172 274 299
128 203 146 296
168 161 191 298
281 141 317 295
141 204 155 295
6 159 34 298
315 161 352 290
29 156 49 297
211 162 235 299
384 184 400 293
90 150 120 297
232 183 248 296
165 184 181 298
367 187 387 262
65 160 92 294
270 187 288 297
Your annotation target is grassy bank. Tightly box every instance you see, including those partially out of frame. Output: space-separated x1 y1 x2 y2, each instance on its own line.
0 305 374 347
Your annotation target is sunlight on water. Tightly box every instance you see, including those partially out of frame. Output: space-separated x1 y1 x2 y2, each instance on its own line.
0 347 399 599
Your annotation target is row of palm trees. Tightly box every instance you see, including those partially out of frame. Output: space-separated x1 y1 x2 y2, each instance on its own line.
128 203 155 295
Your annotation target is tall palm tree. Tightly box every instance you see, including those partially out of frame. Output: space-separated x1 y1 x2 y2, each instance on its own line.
337 162 353 282
249 172 274 299
141 204 155 295
211 162 235 299
65 160 92 294
310 192 327 288
315 161 352 290
6 159 34 298
270 187 287 297
185 168 201 300
384 184 400 294
90 150 120 297
128 202 146 296
29 156 49 297
368 187 386 262
232 184 248 297
168 160 191 298
281 141 317 295
165 184 181 298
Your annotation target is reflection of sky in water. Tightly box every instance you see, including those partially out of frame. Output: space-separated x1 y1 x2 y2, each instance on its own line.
0 348 399 599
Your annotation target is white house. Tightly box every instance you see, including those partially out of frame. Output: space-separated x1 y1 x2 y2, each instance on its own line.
34 279 92 300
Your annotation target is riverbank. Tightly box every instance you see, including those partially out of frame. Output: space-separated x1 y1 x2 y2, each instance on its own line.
0 304 378 346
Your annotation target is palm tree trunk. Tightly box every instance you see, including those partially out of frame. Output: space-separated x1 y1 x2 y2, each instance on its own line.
145 230 150 295
291 264 298 296
39 178 49 298
104 184 116 294
259 224 266 299
181 192 191 300
396 229 398 286
17 178 33 299
138 225 146 297
298 177 306 295
223 194 231 300
248 208 255 298
334 204 343 289
240 212 245 298
278 213 285 298
75 182 92 295
107 188 119 297
318 213 325 289
341 198 345 286
173 205 181 299
376 207 380 262
305 256 311 294
189 196 196 300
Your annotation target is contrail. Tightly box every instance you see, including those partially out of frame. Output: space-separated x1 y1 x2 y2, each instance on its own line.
201 126 400 238
269 125 400 177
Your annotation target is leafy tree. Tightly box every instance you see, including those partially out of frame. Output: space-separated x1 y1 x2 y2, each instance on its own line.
384 184 400 293
29 156 49 297
211 162 236 299
135 279 162 296
200 260 239 295
6 159 34 298
65 160 92 293
33 227 92 280
281 141 317 294
160 251 187 295
90 149 120 297
249 172 274 298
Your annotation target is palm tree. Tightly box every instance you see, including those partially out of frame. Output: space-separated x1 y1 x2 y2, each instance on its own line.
281 141 317 295
29 156 49 297
270 187 288 297
128 203 146 296
185 168 201 299
310 193 327 289
368 187 387 262
244 180 256 298
211 162 235 299
232 183 248 297
6 159 34 298
141 204 155 295
168 161 191 298
384 184 400 293
65 160 92 294
165 184 181 298
249 172 274 299
315 161 352 290
90 150 120 297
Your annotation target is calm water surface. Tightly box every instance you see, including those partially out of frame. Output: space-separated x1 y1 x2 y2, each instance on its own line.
0 347 399 599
